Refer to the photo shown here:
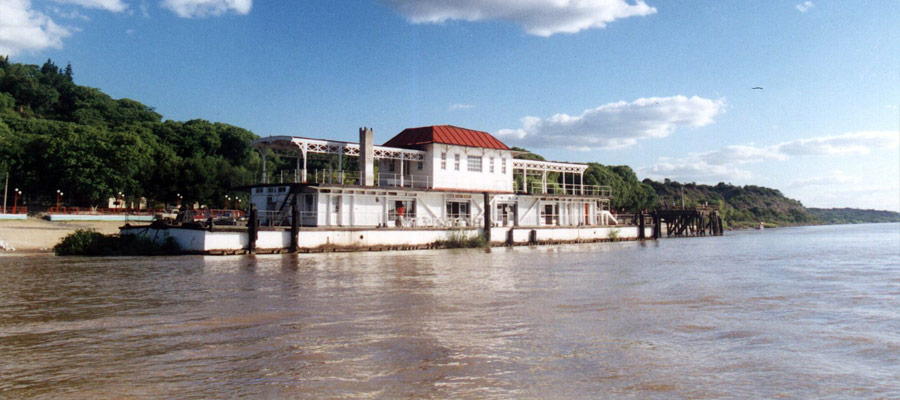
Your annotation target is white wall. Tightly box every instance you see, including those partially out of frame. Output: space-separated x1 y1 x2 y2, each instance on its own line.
122 225 651 253
430 144 513 192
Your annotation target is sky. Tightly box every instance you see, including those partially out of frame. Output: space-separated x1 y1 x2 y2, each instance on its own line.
2 0 899 211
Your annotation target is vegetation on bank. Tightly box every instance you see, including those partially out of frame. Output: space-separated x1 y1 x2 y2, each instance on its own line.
53 229 181 256
435 230 489 248
1 58 259 209
808 208 900 225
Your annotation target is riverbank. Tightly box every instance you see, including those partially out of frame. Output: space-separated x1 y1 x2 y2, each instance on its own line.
0 218 124 252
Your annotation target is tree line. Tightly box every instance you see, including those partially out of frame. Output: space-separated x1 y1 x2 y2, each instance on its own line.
1 57 259 209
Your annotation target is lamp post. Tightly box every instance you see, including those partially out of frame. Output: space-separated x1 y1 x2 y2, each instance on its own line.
225 195 231 210
117 191 125 210
176 193 183 208
56 190 63 213
13 188 21 214
236 198 242 211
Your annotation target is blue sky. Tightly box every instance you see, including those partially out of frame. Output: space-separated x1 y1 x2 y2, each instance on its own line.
2 0 899 210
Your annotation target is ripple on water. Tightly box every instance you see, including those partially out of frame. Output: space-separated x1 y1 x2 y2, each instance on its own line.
1 223 898 399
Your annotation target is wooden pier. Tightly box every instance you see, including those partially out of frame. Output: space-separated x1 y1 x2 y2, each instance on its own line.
652 207 724 238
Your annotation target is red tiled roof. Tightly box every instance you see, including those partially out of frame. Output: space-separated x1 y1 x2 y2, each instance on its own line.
383 125 510 150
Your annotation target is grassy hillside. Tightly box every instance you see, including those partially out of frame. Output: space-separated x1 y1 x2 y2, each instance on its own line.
644 179 816 228
808 208 900 224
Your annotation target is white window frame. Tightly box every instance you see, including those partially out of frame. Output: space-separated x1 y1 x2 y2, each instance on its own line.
441 152 446 170
454 154 460 171
467 156 482 172
489 157 495 173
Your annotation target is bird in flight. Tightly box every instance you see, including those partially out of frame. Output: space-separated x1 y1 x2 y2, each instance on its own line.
752 87 763 90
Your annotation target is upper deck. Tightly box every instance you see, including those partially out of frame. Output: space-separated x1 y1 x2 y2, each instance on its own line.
249 128 611 198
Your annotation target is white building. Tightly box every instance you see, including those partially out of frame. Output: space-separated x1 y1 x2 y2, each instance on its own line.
249 125 614 229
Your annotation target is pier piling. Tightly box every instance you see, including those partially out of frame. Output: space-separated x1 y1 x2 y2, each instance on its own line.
483 192 491 242
248 204 258 254
290 196 299 253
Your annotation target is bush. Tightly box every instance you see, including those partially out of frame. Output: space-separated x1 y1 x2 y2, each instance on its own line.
54 229 180 256
436 230 489 249
608 228 620 240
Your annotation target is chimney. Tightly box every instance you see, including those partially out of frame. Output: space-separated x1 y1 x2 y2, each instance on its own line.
359 127 374 186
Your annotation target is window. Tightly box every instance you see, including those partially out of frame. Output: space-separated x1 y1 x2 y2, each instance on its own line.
501 157 507 174
467 156 482 172
388 160 395 172
441 153 447 170
489 157 495 173
446 201 470 219
454 154 460 171
389 199 416 223
417 161 423 170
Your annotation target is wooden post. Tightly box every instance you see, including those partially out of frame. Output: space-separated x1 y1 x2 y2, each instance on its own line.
248 203 258 254
2 172 7 214
483 192 491 243
653 211 661 239
638 211 645 240
290 195 299 252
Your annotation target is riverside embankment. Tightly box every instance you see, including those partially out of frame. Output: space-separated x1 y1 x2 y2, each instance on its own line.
0 218 123 252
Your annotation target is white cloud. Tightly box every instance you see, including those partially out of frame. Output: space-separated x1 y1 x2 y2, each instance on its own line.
694 131 898 165
789 183 900 211
791 170 859 187
497 95 725 151
161 0 251 18
795 1 814 12
698 144 787 165
640 160 753 182
0 0 71 55
449 103 475 111
54 0 128 12
51 6 91 20
381 0 657 37
775 131 899 156
640 130 899 183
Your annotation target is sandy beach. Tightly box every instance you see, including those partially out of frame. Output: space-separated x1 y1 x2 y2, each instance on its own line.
0 218 126 252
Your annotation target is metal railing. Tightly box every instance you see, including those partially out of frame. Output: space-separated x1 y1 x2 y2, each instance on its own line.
516 182 612 197
377 173 432 189
256 208 482 228
310 169 358 185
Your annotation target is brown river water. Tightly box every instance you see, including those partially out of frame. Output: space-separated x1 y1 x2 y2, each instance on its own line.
1 223 898 399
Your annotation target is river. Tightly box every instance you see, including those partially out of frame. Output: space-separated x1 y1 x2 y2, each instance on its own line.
1 223 898 398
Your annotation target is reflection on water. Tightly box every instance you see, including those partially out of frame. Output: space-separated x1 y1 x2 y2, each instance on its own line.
1 224 899 398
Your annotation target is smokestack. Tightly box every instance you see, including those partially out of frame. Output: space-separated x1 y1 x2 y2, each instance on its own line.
359 127 374 186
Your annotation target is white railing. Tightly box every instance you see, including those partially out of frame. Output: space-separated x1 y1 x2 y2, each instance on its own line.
521 182 612 197
255 208 483 228
377 173 432 189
